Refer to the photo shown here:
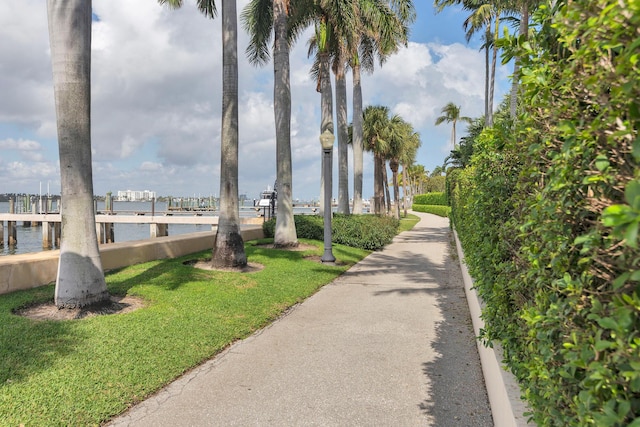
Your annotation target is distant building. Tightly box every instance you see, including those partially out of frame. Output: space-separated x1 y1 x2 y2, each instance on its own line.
117 190 156 201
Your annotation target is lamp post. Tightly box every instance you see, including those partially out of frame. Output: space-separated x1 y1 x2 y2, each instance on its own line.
319 129 336 263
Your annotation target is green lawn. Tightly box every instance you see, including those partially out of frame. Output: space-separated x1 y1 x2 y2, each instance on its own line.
399 213 420 233
0 239 369 426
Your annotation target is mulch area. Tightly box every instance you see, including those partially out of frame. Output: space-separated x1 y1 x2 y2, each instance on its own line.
14 295 146 321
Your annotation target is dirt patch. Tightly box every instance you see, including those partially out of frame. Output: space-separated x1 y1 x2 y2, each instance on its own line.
15 295 146 321
186 259 264 273
253 243 318 252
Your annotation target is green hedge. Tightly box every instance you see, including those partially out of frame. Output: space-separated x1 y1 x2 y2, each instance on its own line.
413 192 447 206
410 204 450 217
262 214 400 251
448 1 640 425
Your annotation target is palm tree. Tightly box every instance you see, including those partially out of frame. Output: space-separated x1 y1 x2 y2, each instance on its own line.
362 105 392 214
293 2 357 216
293 16 336 215
160 0 247 266
386 117 420 219
434 102 472 149
436 0 518 127
406 164 428 195
508 0 539 118
398 126 420 217
431 165 445 176
293 0 412 215
398 158 422 217
47 0 109 308
350 0 415 213
243 0 298 247
335 46 351 214
473 1 500 127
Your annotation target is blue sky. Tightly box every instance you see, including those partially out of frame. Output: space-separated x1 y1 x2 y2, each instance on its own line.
0 1 510 201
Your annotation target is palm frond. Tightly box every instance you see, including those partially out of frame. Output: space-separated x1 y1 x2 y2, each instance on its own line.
196 0 217 18
241 0 274 66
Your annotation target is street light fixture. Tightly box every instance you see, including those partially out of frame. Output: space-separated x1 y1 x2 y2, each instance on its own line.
319 130 336 263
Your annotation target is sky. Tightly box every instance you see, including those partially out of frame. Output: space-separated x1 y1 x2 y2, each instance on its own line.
0 1 510 202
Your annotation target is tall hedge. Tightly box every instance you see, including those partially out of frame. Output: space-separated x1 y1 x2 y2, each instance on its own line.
413 192 447 206
449 0 640 425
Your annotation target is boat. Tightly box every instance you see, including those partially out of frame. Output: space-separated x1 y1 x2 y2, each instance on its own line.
255 182 277 218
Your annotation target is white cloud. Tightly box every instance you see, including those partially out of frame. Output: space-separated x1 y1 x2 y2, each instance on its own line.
0 0 511 199
429 43 486 99
140 161 163 172
0 138 42 151
4 161 57 180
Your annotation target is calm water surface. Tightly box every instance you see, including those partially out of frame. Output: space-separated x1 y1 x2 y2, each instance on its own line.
0 200 270 256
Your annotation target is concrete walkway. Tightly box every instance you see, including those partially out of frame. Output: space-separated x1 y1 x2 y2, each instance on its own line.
107 212 492 426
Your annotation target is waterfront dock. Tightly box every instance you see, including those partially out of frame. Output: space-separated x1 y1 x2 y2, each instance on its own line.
0 213 262 249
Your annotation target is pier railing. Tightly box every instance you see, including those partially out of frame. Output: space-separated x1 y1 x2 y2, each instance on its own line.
0 213 263 249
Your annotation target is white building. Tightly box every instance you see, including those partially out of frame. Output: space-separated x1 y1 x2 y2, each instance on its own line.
117 190 157 201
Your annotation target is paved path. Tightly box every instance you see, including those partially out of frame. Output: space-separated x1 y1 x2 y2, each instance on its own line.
107 212 492 426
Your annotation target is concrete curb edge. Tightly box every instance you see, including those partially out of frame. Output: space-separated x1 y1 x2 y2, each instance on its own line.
453 229 533 427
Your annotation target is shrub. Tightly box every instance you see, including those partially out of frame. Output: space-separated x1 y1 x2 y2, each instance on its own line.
413 192 447 206
332 214 399 250
423 175 446 193
263 214 399 251
262 215 323 240
411 204 450 217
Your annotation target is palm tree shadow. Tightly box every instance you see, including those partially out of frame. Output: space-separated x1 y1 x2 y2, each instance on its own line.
414 267 493 426
1 252 104 388
360 227 493 426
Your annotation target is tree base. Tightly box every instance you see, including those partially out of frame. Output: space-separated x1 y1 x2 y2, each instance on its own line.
212 231 247 269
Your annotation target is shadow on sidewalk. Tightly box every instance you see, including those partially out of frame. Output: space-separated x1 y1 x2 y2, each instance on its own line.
373 229 493 427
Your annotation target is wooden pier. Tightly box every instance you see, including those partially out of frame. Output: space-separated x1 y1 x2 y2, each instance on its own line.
0 212 259 249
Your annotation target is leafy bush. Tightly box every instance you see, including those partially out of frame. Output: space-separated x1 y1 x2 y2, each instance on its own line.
413 192 447 206
332 214 399 250
448 0 640 424
263 214 399 251
411 204 450 217
262 215 323 240
423 175 446 193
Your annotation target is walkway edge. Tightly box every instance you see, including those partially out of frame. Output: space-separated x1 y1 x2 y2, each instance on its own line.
453 229 534 427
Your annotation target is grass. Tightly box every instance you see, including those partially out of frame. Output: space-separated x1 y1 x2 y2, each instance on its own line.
398 213 420 233
0 239 369 426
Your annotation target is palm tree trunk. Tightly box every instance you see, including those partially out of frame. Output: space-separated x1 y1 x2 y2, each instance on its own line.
352 64 364 214
390 159 400 219
484 30 490 126
451 119 457 149
509 3 529 119
272 0 297 247
319 45 334 216
488 17 500 127
335 62 350 214
48 0 109 308
402 165 408 217
382 163 391 215
373 153 384 214
213 0 247 267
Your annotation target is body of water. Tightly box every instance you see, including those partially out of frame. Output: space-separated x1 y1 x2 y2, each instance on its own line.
0 200 276 256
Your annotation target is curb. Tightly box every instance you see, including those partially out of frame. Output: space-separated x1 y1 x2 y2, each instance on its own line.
453 229 534 427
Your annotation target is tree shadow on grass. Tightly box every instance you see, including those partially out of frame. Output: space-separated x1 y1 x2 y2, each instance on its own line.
0 252 107 390
0 286 80 387
0 238 351 401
